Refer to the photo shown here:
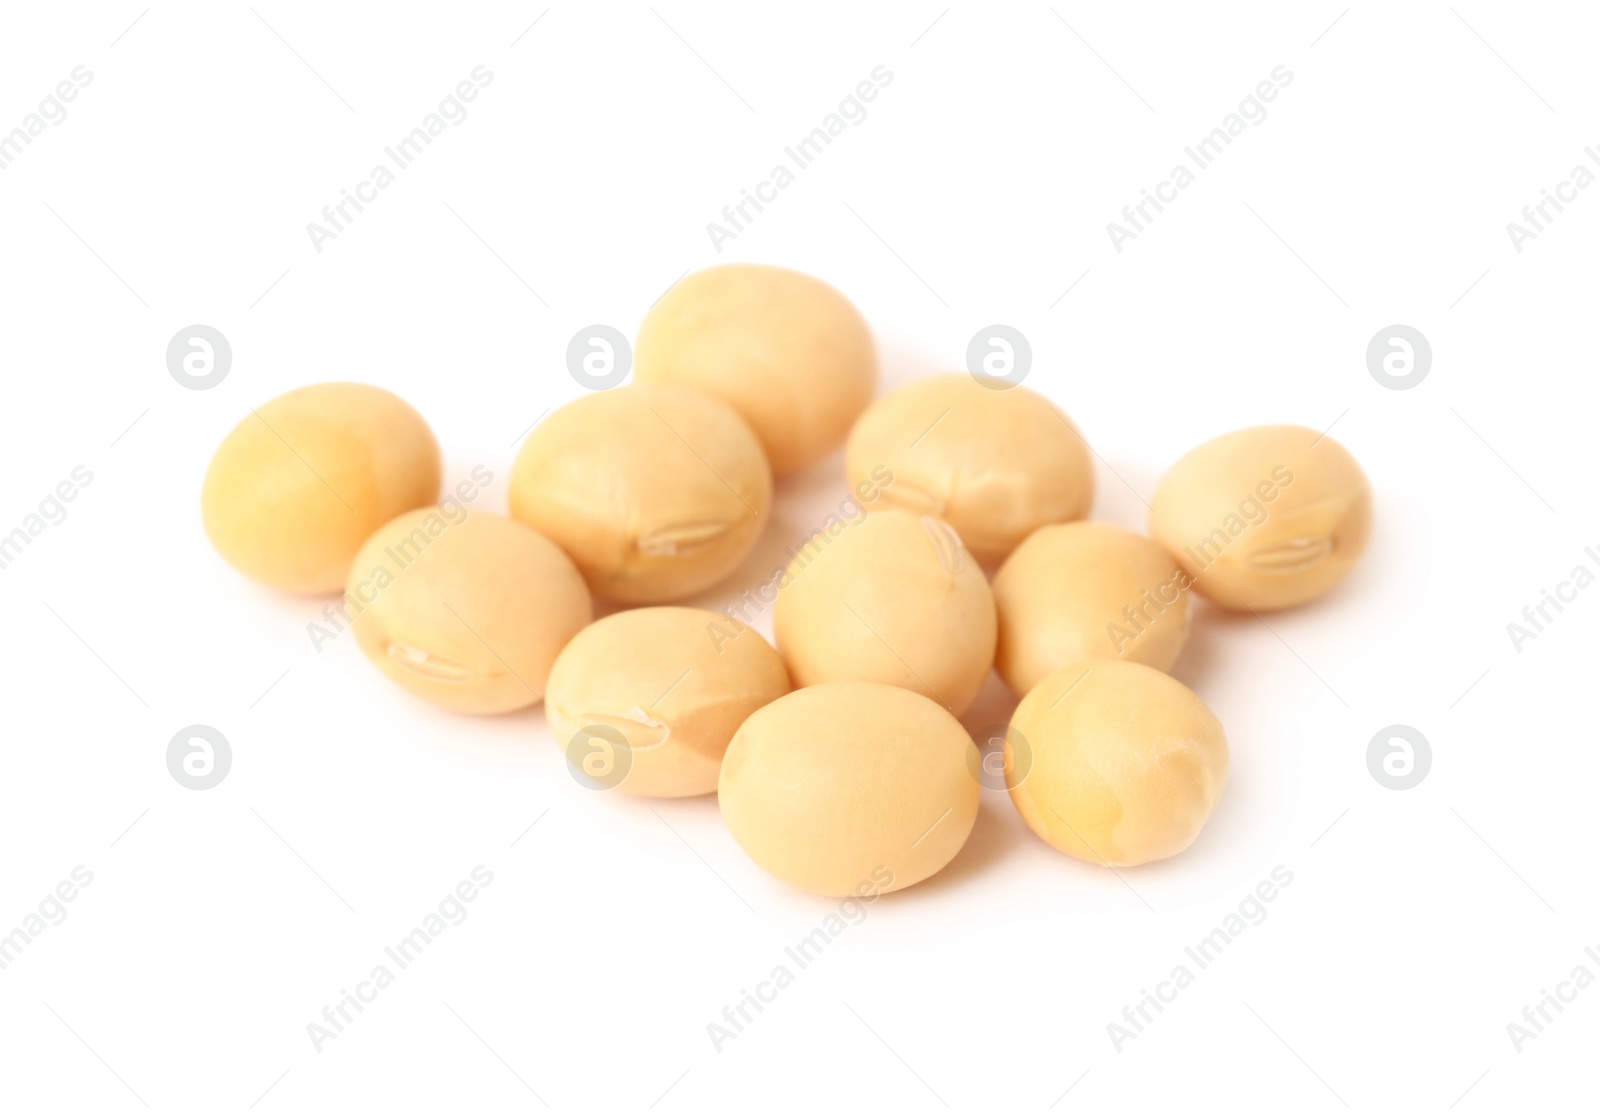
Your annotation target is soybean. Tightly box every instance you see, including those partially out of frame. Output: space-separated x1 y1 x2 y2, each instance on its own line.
719 681 980 896
544 608 789 797
993 521 1190 695
635 264 877 474
510 383 771 603
774 508 996 715
347 510 591 714
202 383 440 594
1149 425 1371 610
844 374 1094 564
1007 660 1228 867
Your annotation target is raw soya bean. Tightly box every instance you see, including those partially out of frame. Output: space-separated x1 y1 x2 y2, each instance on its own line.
202 382 440 594
774 508 996 715
719 681 980 896
1149 425 1371 611
635 264 877 474
346 509 591 714
993 521 1190 695
509 383 771 603
844 373 1094 564
544 607 789 797
1007 660 1228 867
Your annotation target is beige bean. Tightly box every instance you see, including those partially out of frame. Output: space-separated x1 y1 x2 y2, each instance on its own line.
347 509 591 714
719 681 980 896
509 383 771 603
202 382 440 594
635 264 876 474
1008 660 1228 867
544 608 789 797
1149 425 1371 610
774 508 996 715
844 373 1094 564
993 522 1190 695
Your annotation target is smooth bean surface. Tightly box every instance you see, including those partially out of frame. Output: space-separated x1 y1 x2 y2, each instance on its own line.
993 521 1189 695
203 382 440 594
635 264 876 474
719 681 980 896
774 508 995 715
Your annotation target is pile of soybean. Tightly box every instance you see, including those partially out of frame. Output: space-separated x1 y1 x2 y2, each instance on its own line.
203 264 1371 897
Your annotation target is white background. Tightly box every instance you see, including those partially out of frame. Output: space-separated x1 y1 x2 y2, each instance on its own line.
0 2 1593 1112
